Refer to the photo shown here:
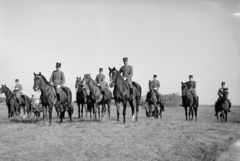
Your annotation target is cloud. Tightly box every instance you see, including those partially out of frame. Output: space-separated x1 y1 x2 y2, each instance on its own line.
232 13 240 18
197 1 221 8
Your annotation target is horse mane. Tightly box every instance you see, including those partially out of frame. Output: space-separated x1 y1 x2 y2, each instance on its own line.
113 68 124 81
39 74 52 86
86 75 97 86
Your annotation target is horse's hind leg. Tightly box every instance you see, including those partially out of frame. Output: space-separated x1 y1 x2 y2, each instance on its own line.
195 108 197 122
225 111 228 122
77 103 80 118
129 100 135 121
84 104 87 118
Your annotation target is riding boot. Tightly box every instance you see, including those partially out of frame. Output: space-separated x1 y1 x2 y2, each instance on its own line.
130 88 133 100
57 94 60 105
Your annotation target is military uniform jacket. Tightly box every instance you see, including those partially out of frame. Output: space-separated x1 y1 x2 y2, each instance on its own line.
95 73 106 84
185 81 196 94
149 80 160 90
119 65 133 82
14 84 23 91
218 88 229 97
49 70 65 86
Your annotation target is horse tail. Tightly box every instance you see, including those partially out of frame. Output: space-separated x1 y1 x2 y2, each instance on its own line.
132 81 142 99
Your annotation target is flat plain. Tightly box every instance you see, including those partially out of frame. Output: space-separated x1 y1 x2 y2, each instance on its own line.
0 103 240 161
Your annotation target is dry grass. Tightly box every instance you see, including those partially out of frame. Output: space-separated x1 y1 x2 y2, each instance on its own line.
0 103 240 161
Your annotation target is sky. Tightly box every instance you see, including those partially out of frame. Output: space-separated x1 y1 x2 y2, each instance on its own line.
0 0 240 105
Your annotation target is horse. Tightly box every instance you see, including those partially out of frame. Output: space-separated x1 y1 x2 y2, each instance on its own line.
0 84 31 118
215 89 230 123
83 74 102 121
108 67 142 123
145 80 164 119
97 83 112 118
30 98 48 120
75 77 92 118
181 82 198 121
33 72 73 125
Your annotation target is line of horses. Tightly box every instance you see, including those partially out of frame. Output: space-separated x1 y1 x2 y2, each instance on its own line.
0 67 230 125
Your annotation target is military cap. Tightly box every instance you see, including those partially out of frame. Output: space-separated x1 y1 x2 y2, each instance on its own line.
99 68 103 71
189 75 193 78
123 57 128 62
153 75 157 78
221 82 225 85
56 62 61 67
15 79 19 82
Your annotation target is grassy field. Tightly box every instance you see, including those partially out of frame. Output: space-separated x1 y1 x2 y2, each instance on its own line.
0 103 240 161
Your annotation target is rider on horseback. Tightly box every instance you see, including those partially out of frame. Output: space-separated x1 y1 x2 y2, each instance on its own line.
119 57 133 100
95 68 109 94
148 75 161 102
13 79 23 103
214 82 231 116
49 62 65 105
180 75 198 107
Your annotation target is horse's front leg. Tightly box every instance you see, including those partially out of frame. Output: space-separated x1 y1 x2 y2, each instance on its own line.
77 103 80 119
122 101 128 123
129 100 135 121
49 104 54 126
184 107 188 121
115 101 120 122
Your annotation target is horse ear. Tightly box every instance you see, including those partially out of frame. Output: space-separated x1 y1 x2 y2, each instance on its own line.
108 67 111 71
113 67 116 70
79 77 81 80
34 72 36 76
181 82 183 84
39 72 41 75
76 77 78 79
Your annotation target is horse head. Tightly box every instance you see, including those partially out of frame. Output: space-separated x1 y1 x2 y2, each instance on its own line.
181 82 189 96
108 67 122 88
83 74 94 87
33 72 50 91
0 84 7 95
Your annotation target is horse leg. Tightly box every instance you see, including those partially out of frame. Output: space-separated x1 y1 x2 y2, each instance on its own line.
115 102 120 122
107 102 111 118
225 111 228 122
77 103 80 119
97 104 100 119
49 104 53 126
42 107 46 125
122 101 127 123
129 101 135 121
184 107 187 121
135 98 140 121
195 108 197 122
22 105 26 119
93 103 97 121
101 104 104 118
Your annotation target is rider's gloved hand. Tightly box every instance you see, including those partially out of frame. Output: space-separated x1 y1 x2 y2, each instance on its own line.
57 85 61 88
154 88 157 90
124 77 127 81
97 84 100 86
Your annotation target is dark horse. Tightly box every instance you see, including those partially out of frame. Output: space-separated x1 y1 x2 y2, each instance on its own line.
215 89 230 123
75 77 93 118
83 74 103 121
33 72 73 125
109 67 142 123
181 82 198 121
0 84 31 118
145 80 165 119
98 83 112 118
